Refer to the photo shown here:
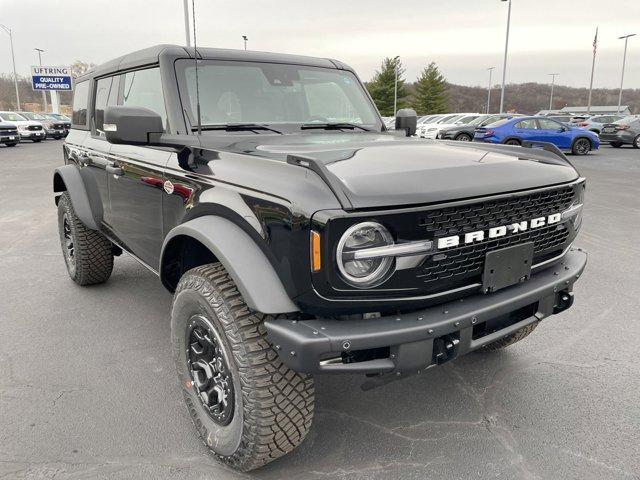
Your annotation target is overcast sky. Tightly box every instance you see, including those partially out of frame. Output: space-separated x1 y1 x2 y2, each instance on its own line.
1 0 638 89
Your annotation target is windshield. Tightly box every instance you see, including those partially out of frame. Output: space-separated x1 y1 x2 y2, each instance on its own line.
484 118 511 128
0 112 27 122
467 115 492 126
176 60 381 131
21 112 47 120
436 115 459 124
456 115 480 124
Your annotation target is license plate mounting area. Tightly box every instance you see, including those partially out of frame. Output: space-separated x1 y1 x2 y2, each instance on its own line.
482 242 534 293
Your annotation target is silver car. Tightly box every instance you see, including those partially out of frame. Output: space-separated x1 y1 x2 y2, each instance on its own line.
576 115 625 135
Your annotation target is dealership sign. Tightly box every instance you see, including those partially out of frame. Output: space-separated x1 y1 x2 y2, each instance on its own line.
31 66 73 91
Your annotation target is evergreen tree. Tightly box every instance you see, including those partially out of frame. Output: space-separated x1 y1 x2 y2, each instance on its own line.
366 57 408 116
414 62 449 114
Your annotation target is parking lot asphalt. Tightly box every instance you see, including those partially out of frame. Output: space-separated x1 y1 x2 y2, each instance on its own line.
1 140 639 480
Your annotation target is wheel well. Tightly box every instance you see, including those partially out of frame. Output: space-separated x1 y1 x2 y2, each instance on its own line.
502 137 521 145
573 136 592 147
455 132 471 139
161 235 219 292
53 172 66 205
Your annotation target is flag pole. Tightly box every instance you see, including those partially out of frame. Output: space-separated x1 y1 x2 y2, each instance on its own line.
587 27 598 114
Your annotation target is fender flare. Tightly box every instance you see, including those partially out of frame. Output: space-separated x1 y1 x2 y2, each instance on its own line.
161 216 299 314
53 164 103 230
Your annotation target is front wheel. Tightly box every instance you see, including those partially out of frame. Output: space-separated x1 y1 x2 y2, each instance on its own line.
4 142 18 147
572 138 591 155
455 133 472 142
633 135 640 149
171 263 315 471
31 138 42 143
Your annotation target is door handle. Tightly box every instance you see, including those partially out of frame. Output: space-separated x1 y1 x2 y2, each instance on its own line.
106 165 124 176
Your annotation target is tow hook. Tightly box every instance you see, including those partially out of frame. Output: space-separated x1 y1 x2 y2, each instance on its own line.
554 290 574 313
433 334 460 365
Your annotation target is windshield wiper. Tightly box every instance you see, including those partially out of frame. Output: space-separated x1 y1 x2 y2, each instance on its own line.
300 122 371 132
194 123 283 134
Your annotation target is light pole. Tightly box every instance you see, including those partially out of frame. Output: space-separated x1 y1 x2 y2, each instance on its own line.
548 73 559 110
35 48 48 112
242 35 248 50
499 0 511 114
617 33 635 113
486 67 495 114
0 24 21 110
183 0 191 47
393 55 399 115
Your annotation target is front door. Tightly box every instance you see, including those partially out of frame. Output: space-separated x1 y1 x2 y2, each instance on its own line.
105 66 170 270
536 118 570 149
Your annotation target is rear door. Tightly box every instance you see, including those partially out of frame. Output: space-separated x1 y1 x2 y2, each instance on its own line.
107 67 170 270
513 118 539 142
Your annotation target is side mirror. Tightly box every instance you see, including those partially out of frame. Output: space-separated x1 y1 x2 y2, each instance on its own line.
104 106 163 145
395 108 418 137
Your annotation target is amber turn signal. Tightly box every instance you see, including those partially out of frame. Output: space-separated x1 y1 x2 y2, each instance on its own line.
311 231 321 272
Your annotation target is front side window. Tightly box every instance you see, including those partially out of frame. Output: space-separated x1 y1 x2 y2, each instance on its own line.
121 68 167 129
21 112 47 121
72 81 90 128
515 119 537 129
0 112 27 122
176 60 380 131
93 76 119 137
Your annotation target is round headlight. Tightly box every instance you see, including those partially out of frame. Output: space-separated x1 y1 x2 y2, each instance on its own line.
336 222 394 288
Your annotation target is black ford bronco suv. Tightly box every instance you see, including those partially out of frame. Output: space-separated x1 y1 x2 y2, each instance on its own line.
54 45 586 471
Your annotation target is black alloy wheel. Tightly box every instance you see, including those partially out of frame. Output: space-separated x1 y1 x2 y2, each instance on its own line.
572 138 591 155
186 314 235 426
61 212 76 277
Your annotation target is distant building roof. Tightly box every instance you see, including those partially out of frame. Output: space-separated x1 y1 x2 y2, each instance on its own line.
559 105 631 114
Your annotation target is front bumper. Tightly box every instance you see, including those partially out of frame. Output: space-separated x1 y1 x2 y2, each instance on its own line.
266 249 587 375
0 133 19 142
19 130 45 139
45 128 67 137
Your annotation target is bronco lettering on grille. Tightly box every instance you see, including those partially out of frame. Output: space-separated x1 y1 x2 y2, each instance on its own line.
436 213 562 250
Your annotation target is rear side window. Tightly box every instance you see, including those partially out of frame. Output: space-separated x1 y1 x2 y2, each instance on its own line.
515 119 537 129
121 68 167 129
72 81 90 129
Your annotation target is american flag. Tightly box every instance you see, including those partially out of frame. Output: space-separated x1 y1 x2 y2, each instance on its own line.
593 27 598 55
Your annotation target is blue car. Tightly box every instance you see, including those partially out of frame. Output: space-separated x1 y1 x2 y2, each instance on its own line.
473 116 599 155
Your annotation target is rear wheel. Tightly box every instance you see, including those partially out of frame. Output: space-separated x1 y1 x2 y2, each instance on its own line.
4 142 18 147
610 142 622 148
571 138 591 155
633 135 640 149
171 263 315 471
504 138 521 146
57 192 114 285
455 133 472 142
481 322 538 351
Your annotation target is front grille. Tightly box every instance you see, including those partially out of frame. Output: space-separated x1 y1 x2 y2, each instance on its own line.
27 125 43 131
414 184 580 293
52 123 64 129
0 127 18 134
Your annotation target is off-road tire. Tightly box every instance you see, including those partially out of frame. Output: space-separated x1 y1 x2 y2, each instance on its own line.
481 321 538 351
571 137 591 155
610 141 622 148
456 133 472 142
57 192 113 285
171 263 315 472
633 135 640 149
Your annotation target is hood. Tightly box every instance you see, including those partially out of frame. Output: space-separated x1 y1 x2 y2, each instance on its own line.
198 132 579 210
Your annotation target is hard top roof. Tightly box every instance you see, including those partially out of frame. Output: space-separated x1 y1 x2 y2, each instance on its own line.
76 44 349 82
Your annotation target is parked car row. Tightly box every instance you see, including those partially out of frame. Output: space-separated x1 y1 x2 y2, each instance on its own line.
0 111 71 146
